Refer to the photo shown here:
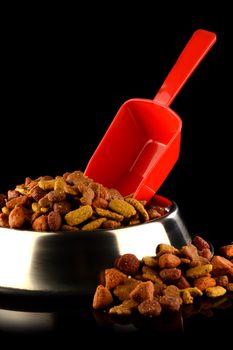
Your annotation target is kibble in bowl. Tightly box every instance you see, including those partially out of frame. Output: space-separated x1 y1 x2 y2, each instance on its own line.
0 170 191 296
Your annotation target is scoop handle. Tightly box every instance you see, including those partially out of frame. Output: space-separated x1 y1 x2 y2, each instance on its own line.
154 29 216 107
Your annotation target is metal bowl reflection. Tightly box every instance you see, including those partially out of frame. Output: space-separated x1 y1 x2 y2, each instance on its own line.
0 195 191 297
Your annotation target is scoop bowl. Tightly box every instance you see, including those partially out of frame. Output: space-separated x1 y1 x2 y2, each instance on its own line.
85 29 216 202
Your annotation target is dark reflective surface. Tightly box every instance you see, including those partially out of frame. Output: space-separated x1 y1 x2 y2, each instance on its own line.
0 293 232 345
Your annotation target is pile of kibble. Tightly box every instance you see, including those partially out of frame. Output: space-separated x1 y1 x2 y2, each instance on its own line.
92 236 233 317
0 170 167 232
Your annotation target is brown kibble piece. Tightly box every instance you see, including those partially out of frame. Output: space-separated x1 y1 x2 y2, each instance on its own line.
7 190 20 200
193 235 210 250
198 248 212 261
156 243 179 255
158 253 181 269
113 278 141 301
89 183 110 202
226 283 233 292
159 268 181 282
181 244 208 267
109 299 138 315
105 268 127 290
193 276 216 291
92 198 109 209
176 275 191 289
93 285 113 309
142 256 159 268
147 208 162 220
40 176 54 181
214 275 229 287
47 190 66 203
61 224 80 232
32 215 48 232
159 295 181 312
66 170 89 186
153 283 166 296
6 196 28 210
63 183 78 196
115 254 140 275
129 281 154 303
0 213 9 227
102 220 121 229
108 188 124 200
47 211 62 231
80 186 95 206
227 268 233 281
27 181 38 191
30 186 46 202
155 207 168 216
0 194 6 208
138 299 162 317
142 266 163 284
164 285 180 296
53 201 72 216
8 206 25 229
38 194 50 208
164 285 183 305
128 218 141 226
30 212 40 223
211 256 233 276
180 258 191 264
219 245 233 258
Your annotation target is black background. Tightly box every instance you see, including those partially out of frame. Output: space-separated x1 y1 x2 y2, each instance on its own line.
1 6 230 245
0 6 232 246
0 3 232 343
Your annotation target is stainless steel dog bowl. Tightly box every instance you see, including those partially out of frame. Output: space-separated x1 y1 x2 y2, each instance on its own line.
0 195 191 297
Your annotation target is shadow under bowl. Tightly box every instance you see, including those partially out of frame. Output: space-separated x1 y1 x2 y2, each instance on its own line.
0 195 191 297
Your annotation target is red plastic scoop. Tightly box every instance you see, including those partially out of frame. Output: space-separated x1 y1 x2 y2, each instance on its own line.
85 29 216 202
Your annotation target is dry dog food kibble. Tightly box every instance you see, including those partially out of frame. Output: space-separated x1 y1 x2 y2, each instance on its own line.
92 236 233 317
0 170 168 232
